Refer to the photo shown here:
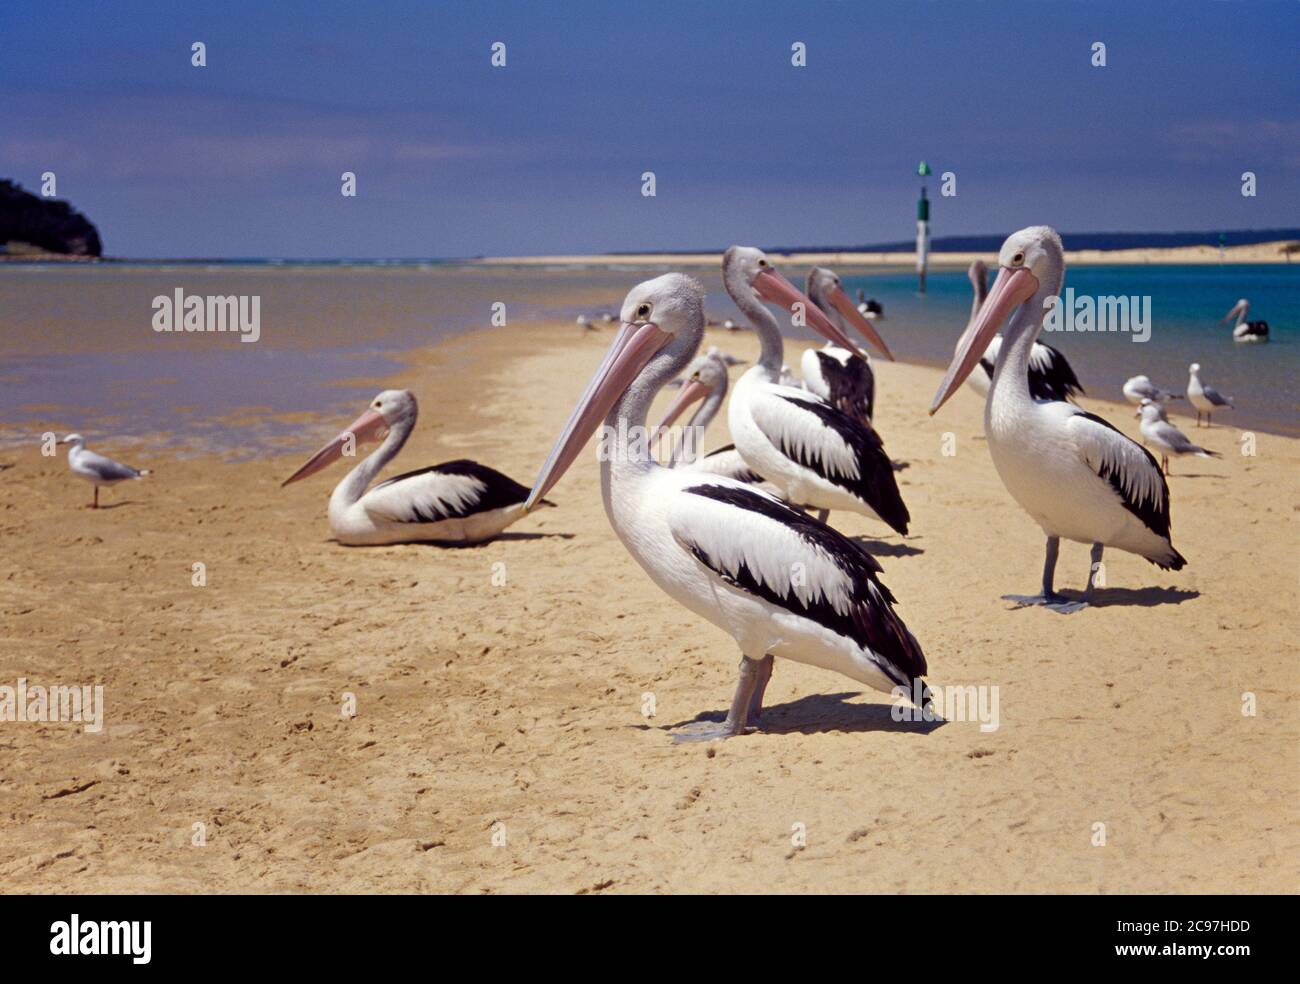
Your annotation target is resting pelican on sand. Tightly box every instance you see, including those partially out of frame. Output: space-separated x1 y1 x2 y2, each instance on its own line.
931 227 1185 613
524 273 928 740
1136 399 1220 475
963 260 1085 403
1187 363 1234 427
282 389 543 545
802 266 895 427
58 434 151 508
656 347 776 490
1222 299 1268 342
1123 374 1181 405
722 246 909 532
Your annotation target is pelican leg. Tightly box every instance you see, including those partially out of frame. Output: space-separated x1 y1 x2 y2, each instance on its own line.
672 655 763 743
815 508 830 525
91 486 99 509
1081 542 1105 605
1163 454 1171 476
1003 535 1086 613
745 654 774 727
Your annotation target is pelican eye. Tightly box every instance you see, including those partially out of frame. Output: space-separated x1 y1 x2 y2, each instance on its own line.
758 258 768 267
636 303 652 319
1012 251 1025 265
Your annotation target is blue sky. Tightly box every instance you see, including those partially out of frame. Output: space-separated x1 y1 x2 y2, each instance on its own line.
2 0 1297 258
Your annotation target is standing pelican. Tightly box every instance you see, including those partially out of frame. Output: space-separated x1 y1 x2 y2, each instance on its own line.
722 247 909 532
58 434 151 508
963 260 1085 403
931 227 1185 613
1122 374 1181 405
1187 363 1234 427
802 266 895 426
524 273 927 740
282 389 544 545
1135 399 1220 475
1222 299 1268 342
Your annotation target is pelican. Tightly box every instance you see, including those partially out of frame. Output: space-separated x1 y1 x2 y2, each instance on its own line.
58 434 151 508
1135 399 1220 475
963 260 1085 403
802 266 895 427
855 289 884 320
1187 363 1234 427
1123 374 1181 405
721 247 908 532
282 389 544 545
1222 298 1268 342
656 347 776 490
524 273 928 740
931 227 1185 613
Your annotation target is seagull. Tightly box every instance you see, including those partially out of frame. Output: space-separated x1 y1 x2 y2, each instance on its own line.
1123 374 1181 405
1222 298 1268 342
577 315 595 331
58 434 152 508
930 226 1185 613
1187 363 1234 427
523 273 928 740
1135 399 1220 475
281 390 546 545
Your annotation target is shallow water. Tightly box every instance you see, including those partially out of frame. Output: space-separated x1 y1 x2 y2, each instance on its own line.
0 260 1295 455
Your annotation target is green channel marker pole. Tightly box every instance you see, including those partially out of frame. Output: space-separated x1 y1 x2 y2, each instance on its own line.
917 160 932 294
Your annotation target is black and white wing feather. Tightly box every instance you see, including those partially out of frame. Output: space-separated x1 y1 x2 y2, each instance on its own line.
365 459 531 524
671 481 926 691
750 388 910 534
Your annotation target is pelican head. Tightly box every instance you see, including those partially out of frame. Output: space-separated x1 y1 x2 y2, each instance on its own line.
1222 299 1249 324
930 226 1063 415
525 274 706 510
722 246 866 357
805 266 894 360
282 389 414 486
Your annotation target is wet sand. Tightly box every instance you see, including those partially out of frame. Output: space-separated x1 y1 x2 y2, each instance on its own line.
1 318 1296 893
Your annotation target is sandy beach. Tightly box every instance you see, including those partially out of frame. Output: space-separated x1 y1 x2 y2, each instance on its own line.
1 317 1296 894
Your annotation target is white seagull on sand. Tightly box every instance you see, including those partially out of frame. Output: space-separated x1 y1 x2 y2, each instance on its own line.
59 434 152 509
1135 399 1220 475
1123 374 1181 405
1187 363 1234 427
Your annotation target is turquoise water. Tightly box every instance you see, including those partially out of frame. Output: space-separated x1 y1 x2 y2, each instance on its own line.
832 263 1298 436
0 261 1295 456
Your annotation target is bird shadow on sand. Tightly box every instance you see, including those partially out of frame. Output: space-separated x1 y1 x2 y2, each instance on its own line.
850 536 924 558
652 692 945 738
90 501 138 511
1004 585 1199 610
326 531 576 548
1166 472 1226 480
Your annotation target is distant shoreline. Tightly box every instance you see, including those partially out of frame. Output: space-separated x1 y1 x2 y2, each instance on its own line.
2 241 1296 267
472 241 1297 267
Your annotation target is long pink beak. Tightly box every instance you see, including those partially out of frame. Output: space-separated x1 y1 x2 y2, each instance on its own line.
525 320 672 510
826 285 894 361
656 377 712 431
929 266 1040 415
753 268 868 358
282 408 389 486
